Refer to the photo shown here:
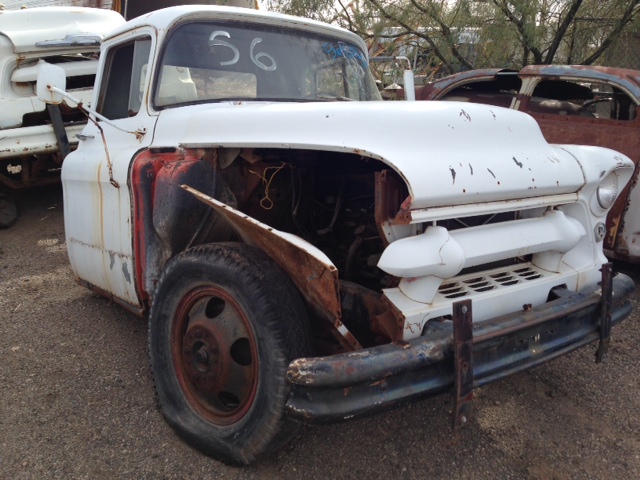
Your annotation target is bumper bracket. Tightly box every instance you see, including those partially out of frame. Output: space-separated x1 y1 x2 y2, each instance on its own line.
452 299 473 432
596 262 613 363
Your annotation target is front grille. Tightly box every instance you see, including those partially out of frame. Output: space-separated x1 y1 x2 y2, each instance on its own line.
438 265 550 299
437 211 517 232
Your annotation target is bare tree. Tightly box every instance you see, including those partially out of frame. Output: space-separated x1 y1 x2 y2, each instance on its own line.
268 0 640 75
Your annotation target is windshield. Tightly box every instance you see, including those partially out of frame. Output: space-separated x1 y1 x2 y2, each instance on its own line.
154 21 381 108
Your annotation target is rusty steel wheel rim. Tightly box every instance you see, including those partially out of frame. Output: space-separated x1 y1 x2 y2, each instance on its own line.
171 285 259 426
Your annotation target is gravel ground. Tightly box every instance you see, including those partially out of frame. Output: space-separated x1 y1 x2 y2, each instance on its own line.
1 186 639 480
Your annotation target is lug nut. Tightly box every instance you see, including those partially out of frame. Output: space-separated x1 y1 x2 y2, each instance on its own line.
195 346 209 364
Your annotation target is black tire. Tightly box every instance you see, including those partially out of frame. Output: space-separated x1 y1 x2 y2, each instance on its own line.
0 188 17 229
148 243 312 465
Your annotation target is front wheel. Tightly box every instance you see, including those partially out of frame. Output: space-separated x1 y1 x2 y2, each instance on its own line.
149 243 311 465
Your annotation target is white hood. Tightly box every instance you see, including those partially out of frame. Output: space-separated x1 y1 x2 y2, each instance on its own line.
152 100 586 210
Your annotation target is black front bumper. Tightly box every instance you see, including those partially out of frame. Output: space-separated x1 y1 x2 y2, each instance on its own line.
285 272 635 424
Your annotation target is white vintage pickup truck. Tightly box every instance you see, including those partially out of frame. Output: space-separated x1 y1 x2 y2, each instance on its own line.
37 5 635 465
0 6 124 227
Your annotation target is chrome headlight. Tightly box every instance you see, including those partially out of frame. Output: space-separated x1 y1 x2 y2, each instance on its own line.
596 172 619 210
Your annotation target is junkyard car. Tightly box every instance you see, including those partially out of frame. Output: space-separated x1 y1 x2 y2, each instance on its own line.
0 6 124 227
37 6 635 465
416 65 640 263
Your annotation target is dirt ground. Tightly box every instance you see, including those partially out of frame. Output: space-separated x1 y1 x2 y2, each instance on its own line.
1 185 639 480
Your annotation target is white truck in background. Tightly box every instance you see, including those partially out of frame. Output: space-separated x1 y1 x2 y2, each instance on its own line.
0 6 124 227
37 5 635 466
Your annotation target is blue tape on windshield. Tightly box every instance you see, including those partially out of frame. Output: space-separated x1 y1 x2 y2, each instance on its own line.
322 41 368 68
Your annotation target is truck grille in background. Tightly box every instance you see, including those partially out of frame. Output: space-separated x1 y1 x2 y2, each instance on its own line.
438 265 550 299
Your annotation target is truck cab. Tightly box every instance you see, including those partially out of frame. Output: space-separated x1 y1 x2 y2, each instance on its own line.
38 5 635 465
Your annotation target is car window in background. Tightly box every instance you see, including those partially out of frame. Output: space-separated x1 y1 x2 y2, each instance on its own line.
440 73 521 109
529 79 637 121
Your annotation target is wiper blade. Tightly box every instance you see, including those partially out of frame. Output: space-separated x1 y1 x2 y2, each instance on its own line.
315 94 353 101
173 96 355 105
215 97 323 103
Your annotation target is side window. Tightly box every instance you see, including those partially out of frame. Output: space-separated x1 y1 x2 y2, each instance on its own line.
530 80 637 121
311 62 347 97
304 58 368 100
441 74 521 109
96 36 151 120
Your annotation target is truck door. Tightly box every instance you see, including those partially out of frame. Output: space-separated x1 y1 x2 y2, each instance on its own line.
62 34 155 308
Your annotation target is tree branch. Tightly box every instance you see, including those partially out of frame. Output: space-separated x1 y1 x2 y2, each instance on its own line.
490 0 543 63
367 0 456 73
409 0 474 70
543 0 584 64
580 0 640 65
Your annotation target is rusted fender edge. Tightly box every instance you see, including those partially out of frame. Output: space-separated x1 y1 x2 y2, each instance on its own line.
285 273 634 424
182 184 363 351
181 184 340 313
